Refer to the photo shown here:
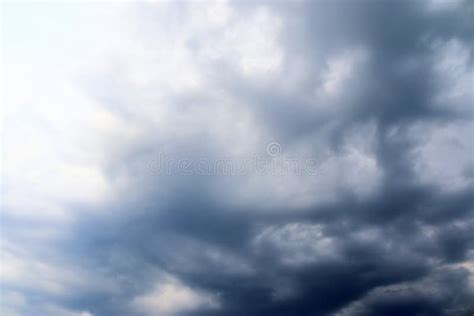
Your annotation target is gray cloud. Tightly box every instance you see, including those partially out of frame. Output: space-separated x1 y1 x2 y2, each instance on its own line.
2 1 473 316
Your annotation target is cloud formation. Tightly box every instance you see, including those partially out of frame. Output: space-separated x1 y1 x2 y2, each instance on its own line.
2 1 473 316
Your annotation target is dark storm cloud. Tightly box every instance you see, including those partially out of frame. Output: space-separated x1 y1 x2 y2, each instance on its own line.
58 1 473 316
2 1 473 316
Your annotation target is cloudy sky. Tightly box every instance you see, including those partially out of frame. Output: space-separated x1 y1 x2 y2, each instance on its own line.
1 1 473 315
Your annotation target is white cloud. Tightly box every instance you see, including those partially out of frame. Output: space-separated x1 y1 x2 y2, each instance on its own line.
0 240 116 298
319 48 369 97
253 223 339 266
410 120 473 192
431 38 473 113
131 276 219 316
229 121 381 210
424 0 464 12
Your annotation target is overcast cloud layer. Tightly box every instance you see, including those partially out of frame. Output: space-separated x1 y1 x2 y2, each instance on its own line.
1 1 474 316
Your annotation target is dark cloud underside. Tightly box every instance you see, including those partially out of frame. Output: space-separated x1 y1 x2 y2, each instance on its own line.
2 1 473 316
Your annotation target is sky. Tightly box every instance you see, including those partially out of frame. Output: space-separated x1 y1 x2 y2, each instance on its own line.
1 1 473 315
